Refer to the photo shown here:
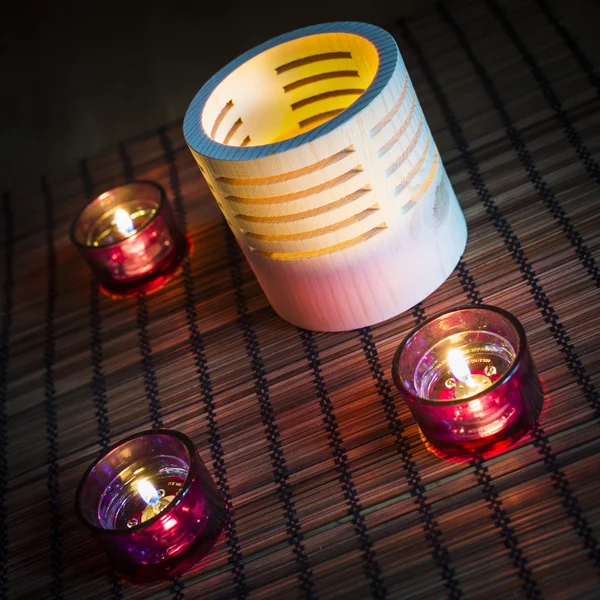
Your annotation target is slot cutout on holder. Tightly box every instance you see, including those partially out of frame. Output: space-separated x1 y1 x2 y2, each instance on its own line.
378 95 417 157
386 115 425 178
394 138 433 197
275 51 353 74
370 76 410 138
399 150 439 214
244 204 380 241
235 186 372 223
223 118 243 145
226 168 363 204
283 71 360 93
210 100 234 139
291 89 365 111
249 225 387 260
299 109 345 129
217 146 355 186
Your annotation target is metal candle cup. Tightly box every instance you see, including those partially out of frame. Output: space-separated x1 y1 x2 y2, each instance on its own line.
391 305 544 457
75 430 225 582
70 182 187 297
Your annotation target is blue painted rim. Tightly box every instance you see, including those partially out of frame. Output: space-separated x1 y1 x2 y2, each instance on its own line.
183 22 399 161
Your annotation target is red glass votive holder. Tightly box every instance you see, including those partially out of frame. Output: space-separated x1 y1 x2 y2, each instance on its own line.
75 430 225 582
70 181 188 297
391 305 544 457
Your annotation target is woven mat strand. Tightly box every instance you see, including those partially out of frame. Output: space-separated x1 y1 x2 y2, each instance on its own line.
2 0 600 598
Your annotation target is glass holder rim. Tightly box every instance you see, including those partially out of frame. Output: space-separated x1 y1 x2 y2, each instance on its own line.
391 304 528 407
70 180 167 251
74 428 198 536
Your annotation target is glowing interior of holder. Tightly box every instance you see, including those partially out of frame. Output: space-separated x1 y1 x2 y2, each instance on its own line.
201 33 379 146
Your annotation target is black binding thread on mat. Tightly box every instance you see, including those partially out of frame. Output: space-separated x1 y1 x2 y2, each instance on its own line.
399 12 600 418
224 229 317 599
135 293 163 429
158 130 189 234
119 143 186 600
420 300 540 598
411 303 426 324
41 177 64 600
116 146 164 430
469 457 541 599
169 578 186 600
299 329 388 599
158 128 248 599
400 13 600 569
439 2 600 288
0 193 14 600
457 258 600 569
79 159 123 599
359 315 463 599
80 159 112 451
90 281 111 449
431 2 600 413
538 0 600 96
488 0 600 182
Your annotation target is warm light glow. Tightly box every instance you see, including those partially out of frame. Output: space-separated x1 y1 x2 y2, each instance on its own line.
202 33 379 146
447 348 473 386
448 348 494 400
137 479 160 506
469 399 483 414
114 208 135 236
163 516 178 531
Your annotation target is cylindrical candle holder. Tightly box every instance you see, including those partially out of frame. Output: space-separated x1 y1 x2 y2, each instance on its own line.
391 305 544 457
75 430 225 582
184 22 467 332
70 182 188 297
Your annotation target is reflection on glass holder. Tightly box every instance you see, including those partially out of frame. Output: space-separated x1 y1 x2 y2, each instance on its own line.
392 304 544 458
70 181 188 298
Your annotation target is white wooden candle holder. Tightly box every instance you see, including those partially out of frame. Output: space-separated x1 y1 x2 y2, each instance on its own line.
184 22 467 332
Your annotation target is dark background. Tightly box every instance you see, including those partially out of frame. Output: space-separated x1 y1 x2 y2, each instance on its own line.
0 0 433 189
1 0 598 190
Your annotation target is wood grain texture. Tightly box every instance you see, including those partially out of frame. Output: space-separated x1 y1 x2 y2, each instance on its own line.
2 0 600 598
184 23 466 331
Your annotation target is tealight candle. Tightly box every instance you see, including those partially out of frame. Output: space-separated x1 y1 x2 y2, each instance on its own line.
75 430 225 582
392 305 543 457
70 182 188 297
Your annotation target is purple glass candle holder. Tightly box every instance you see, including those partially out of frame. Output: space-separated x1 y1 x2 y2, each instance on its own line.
75 430 225 582
70 181 188 298
391 305 544 457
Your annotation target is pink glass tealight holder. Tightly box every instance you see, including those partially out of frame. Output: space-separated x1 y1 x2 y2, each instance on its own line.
75 430 225 582
391 305 543 458
70 181 188 297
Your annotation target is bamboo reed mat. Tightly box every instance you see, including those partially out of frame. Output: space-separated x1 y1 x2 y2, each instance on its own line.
2 0 600 598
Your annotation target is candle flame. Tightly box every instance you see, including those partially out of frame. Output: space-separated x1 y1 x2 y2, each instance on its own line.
114 208 135 236
447 348 474 386
137 478 161 506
